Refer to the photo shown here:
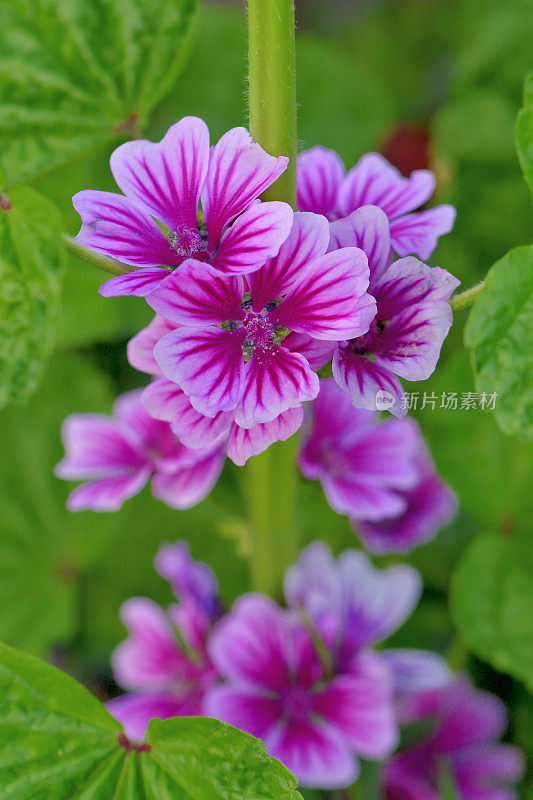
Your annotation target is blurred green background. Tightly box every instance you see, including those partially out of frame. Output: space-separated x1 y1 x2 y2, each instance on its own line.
0 0 531 796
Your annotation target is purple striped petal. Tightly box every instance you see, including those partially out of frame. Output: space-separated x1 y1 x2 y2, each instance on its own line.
211 201 293 275
141 378 186 422
107 693 198 741
373 303 454 381
249 212 331 311
313 651 397 759
99 267 170 297
227 407 304 466
127 315 176 376
339 154 435 220
329 205 392 284
73 190 181 268
109 116 210 231
337 551 422 649
205 686 281 741
265 718 358 789
233 344 319 428
297 146 345 218
380 649 451 699
389 205 456 259
151 445 225 509
154 327 246 416
148 261 245 327
208 594 291 691
270 248 374 340
142 379 233 449
56 415 148 479
433 683 509 752
112 597 193 692
172 407 232 450
283 332 337 370
372 257 460 316
202 127 289 244
332 348 406 416
321 473 407 521
382 751 437 800
112 390 166 448
345 417 420 491
66 470 151 512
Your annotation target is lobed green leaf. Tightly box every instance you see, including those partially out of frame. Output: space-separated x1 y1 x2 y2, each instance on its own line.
451 529 533 690
516 72 533 199
0 0 200 188
0 641 302 800
464 245 533 440
0 184 65 408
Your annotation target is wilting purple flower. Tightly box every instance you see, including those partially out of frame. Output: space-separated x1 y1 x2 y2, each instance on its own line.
56 390 225 511
297 147 455 259
382 679 526 800
72 117 293 297
108 541 222 740
128 314 306 463
327 205 460 416
300 380 456 551
206 593 397 788
147 212 376 427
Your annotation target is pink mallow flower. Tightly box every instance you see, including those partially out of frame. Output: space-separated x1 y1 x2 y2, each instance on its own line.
108 541 222 741
300 379 456 552
206 546 446 789
56 391 225 511
382 679 526 800
146 212 376 427
205 593 397 789
297 146 455 260
72 117 293 297
327 204 460 416
127 313 306 465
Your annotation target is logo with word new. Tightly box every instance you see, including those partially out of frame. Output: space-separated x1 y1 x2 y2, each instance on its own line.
375 390 396 411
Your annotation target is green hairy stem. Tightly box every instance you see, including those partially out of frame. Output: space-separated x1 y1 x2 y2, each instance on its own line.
246 0 299 596
63 235 134 277
450 280 486 312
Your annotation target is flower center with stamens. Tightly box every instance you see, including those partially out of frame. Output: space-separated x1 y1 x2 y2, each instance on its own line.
169 225 203 258
349 318 386 356
241 312 276 361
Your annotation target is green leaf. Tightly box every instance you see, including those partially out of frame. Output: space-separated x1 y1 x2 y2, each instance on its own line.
0 641 302 800
0 185 65 407
464 245 533 440
451 529 533 690
516 72 533 199
0 0 199 187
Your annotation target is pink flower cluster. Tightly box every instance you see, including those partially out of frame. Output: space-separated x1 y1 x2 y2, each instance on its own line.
107 541 524 795
73 115 459 429
58 116 459 547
